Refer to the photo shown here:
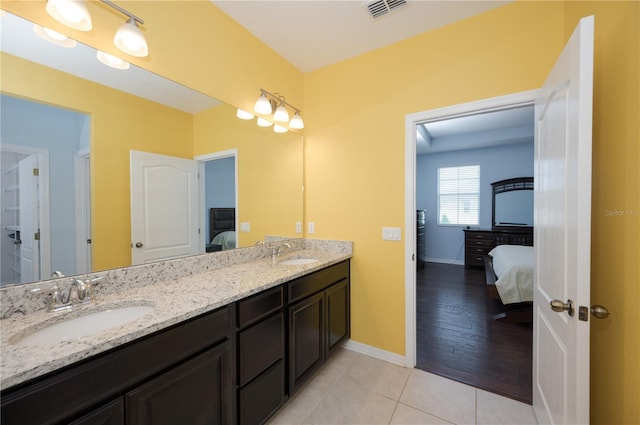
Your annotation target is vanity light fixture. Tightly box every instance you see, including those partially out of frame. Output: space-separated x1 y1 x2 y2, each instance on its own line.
273 125 288 134
34 24 77 48
96 50 130 69
102 0 148 57
46 0 93 31
236 109 255 120
253 89 304 130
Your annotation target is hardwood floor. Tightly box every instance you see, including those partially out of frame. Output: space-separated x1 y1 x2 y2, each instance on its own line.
416 262 533 404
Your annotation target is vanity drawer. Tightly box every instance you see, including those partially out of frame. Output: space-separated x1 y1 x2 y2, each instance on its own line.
288 261 349 303
237 286 283 329
238 312 284 386
238 359 285 425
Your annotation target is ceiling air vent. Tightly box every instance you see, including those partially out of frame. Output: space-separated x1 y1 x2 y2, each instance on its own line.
364 0 409 20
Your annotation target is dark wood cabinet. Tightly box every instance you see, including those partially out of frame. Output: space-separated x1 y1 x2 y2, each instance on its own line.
126 342 233 425
464 228 533 268
288 261 350 394
236 286 286 425
69 399 124 425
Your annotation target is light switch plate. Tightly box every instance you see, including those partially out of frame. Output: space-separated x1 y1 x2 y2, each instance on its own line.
240 222 250 232
382 226 401 241
296 222 302 233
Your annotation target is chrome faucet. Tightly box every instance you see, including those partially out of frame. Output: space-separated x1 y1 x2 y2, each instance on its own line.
31 276 104 312
272 242 291 262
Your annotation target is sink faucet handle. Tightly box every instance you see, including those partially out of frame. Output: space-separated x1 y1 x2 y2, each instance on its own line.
85 275 105 302
30 285 62 312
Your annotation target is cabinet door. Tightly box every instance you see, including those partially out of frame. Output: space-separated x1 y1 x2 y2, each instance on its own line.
69 398 124 425
289 292 324 394
325 279 349 358
126 342 233 425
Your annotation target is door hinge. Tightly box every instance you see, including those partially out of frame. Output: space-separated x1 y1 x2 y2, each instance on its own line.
33 168 39 176
87 239 92 244
34 231 40 241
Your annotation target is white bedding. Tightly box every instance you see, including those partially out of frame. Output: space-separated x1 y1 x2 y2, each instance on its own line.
211 231 236 251
488 244 534 304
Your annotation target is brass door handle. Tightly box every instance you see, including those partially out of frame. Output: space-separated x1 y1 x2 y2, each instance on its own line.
550 299 574 316
590 305 610 319
135 242 143 248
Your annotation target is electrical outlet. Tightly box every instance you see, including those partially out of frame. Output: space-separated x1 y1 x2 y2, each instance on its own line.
296 222 302 233
308 222 315 234
240 222 251 232
382 226 401 241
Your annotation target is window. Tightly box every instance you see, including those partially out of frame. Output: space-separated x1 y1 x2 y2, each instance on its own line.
438 165 480 225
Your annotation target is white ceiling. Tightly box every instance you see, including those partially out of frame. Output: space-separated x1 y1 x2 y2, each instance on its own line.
212 1 530 153
212 0 512 73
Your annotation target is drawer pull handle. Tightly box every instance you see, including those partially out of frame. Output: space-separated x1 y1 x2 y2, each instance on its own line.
476 241 483 245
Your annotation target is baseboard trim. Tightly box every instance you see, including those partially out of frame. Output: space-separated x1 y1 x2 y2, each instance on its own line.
342 339 406 367
424 257 464 266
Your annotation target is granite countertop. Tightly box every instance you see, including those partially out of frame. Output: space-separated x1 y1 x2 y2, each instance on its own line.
0 249 350 390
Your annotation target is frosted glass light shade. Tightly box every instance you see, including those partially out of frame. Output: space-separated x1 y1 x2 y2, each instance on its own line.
273 104 290 123
274 125 288 134
46 0 92 31
289 112 304 129
254 93 272 115
236 109 254 120
257 118 273 127
97 51 130 70
34 24 77 47
114 18 148 57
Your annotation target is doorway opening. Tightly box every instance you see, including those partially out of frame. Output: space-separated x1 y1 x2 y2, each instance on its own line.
404 90 538 403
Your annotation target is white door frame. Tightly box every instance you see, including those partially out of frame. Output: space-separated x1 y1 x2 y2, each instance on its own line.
404 90 539 368
74 148 91 274
194 149 239 252
1 144 51 280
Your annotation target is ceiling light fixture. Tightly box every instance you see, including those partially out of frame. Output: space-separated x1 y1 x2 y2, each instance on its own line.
96 50 130 69
253 89 304 130
33 24 77 47
45 0 92 31
101 0 148 57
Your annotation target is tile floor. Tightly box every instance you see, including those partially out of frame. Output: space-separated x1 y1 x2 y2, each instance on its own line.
267 348 538 425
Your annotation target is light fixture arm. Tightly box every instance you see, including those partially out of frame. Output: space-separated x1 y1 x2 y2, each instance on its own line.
259 88 301 115
101 0 144 25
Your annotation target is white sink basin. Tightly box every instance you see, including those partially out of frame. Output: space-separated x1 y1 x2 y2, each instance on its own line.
13 305 155 347
280 258 319 266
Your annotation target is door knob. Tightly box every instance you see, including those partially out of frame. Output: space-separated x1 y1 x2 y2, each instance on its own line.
590 305 610 319
550 299 574 316
135 242 143 248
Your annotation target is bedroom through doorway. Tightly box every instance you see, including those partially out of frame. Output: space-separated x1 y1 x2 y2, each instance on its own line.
410 95 535 404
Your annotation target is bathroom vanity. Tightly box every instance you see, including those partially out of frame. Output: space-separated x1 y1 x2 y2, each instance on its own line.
0 242 351 425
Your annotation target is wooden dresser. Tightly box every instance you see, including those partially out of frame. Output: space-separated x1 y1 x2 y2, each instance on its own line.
464 228 533 268
416 210 426 270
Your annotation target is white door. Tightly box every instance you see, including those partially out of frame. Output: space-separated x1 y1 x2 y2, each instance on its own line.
533 15 594 425
130 151 199 265
18 155 40 282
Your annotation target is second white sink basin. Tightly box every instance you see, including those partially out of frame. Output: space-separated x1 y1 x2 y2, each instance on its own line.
13 305 155 347
280 258 319 266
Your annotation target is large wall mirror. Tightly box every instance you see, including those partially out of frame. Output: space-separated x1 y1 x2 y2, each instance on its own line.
491 177 534 229
0 12 303 287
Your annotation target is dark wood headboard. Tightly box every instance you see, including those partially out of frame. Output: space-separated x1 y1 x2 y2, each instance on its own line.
209 208 235 242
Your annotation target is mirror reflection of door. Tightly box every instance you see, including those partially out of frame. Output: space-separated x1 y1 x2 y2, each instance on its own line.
1 94 90 286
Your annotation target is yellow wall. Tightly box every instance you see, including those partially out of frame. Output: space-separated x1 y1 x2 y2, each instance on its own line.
1 53 193 271
305 1 639 422
562 2 640 423
193 106 304 245
304 0 565 356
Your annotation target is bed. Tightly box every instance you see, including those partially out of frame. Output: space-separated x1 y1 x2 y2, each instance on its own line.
485 244 534 323
207 208 236 252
